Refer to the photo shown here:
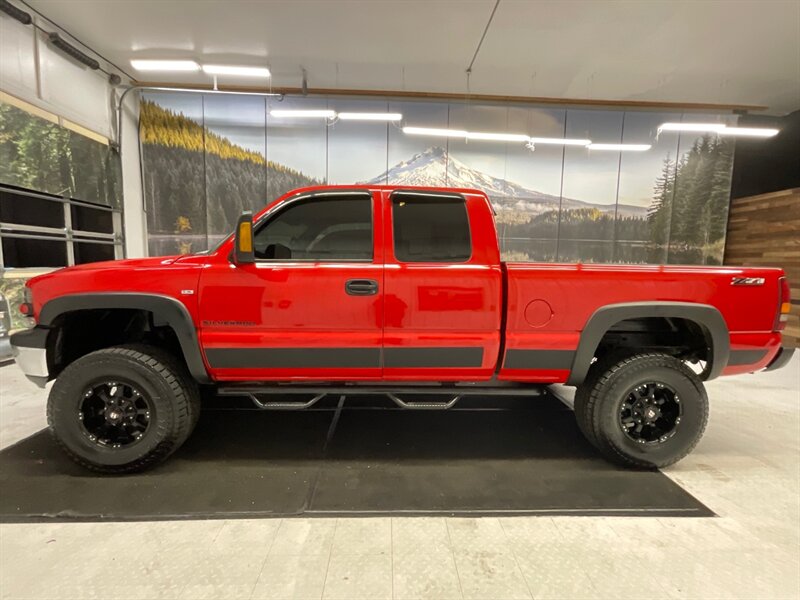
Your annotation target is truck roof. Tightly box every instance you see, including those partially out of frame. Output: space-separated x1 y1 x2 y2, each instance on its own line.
280 184 489 197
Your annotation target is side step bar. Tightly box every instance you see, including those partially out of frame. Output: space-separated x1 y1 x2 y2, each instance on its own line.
217 383 545 411
386 393 460 410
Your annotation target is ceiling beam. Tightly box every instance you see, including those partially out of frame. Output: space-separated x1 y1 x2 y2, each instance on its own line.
131 81 767 113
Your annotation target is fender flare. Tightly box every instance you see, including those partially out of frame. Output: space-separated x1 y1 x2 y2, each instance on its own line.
566 301 730 386
39 292 211 384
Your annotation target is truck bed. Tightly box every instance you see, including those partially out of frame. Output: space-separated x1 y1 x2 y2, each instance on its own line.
500 262 785 382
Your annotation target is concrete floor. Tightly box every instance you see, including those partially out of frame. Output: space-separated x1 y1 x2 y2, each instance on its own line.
0 356 798 600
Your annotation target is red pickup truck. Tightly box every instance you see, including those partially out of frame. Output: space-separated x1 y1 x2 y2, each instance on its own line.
10 185 793 473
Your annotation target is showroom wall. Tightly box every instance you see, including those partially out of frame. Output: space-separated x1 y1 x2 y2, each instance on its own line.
0 8 126 325
141 92 739 265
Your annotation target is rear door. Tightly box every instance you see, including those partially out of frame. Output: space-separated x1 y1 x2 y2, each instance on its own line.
381 190 503 381
198 190 384 381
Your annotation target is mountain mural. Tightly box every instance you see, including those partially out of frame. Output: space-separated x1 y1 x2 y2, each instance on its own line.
364 146 647 218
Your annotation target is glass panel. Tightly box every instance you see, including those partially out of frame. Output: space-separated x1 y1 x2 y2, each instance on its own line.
386 101 449 186
71 204 113 233
204 94 267 239
2 237 67 268
556 239 615 264
141 93 207 256
328 99 389 185
266 96 327 202
254 196 372 261
501 106 566 261
0 101 121 207
0 189 64 228
73 242 115 264
615 111 681 263
667 114 738 265
392 195 470 262
559 109 624 261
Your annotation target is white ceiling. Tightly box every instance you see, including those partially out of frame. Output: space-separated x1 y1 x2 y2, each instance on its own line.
24 0 800 115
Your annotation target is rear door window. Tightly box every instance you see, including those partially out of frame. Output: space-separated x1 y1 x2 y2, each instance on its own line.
391 194 471 262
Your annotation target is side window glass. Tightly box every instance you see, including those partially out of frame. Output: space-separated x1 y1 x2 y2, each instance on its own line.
392 195 471 262
253 196 372 261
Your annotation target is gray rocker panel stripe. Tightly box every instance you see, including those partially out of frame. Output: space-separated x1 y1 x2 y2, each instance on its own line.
206 347 484 369
503 349 575 370
384 347 483 368
727 349 769 366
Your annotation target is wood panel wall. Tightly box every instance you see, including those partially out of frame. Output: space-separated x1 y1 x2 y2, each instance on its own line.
724 188 800 347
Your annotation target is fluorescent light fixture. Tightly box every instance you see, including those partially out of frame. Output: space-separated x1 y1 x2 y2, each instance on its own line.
403 126 468 137
270 109 336 118
529 137 592 146
658 122 727 133
718 126 779 138
588 143 652 151
131 59 200 71
658 122 779 138
466 131 530 142
202 65 271 77
338 112 402 121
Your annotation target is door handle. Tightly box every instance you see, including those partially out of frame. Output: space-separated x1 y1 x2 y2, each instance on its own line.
345 279 379 296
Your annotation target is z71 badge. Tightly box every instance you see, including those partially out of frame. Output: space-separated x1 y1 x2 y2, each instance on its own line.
731 277 765 286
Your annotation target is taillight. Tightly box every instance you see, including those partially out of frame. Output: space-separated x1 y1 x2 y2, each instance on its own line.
774 277 791 331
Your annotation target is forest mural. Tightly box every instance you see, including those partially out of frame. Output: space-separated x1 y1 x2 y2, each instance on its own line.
140 93 736 264
0 101 121 208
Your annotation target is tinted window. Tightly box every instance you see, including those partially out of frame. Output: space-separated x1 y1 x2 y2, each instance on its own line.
392 195 471 262
253 196 372 261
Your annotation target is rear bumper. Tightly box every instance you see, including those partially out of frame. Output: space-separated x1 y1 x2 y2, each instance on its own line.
764 346 796 372
9 327 49 387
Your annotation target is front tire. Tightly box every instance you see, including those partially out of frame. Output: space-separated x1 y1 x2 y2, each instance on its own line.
47 345 199 474
575 353 709 469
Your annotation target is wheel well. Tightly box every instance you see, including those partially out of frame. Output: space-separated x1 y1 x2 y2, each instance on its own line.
47 308 185 378
595 317 711 364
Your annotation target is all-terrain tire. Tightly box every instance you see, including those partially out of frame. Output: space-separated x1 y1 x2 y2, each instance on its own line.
580 353 709 469
47 345 200 474
573 351 636 449
123 343 201 441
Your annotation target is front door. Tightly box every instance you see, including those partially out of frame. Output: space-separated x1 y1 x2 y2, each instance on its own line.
199 190 384 381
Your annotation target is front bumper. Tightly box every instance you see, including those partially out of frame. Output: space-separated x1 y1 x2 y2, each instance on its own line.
10 327 49 387
0 334 12 362
764 346 796 372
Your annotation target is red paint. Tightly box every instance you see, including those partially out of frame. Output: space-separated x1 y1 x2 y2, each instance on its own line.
23 185 790 384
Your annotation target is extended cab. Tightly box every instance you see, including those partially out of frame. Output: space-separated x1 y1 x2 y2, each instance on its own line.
10 186 794 473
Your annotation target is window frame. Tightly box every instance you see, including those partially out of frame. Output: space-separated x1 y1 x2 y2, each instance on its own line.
250 190 375 263
389 190 473 264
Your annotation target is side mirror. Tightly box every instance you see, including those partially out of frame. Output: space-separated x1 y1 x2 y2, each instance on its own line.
233 211 255 265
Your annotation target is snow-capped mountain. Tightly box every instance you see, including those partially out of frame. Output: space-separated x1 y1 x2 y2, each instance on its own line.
363 146 647 218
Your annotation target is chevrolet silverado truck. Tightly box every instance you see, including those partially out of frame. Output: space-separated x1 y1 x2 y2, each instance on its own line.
10 185 794 473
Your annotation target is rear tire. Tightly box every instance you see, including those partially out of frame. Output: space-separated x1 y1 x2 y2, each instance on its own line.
47 345 199 474
575 353 708 469
573 351 636 448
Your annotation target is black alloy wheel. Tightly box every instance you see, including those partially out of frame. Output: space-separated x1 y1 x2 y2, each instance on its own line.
618 382 682 445
79 380 152 448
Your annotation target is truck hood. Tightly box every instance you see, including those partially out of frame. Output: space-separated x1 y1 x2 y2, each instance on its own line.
28 256 182 283
24 254 205 319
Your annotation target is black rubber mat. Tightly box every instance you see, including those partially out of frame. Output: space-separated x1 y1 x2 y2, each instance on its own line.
0 393 713 522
